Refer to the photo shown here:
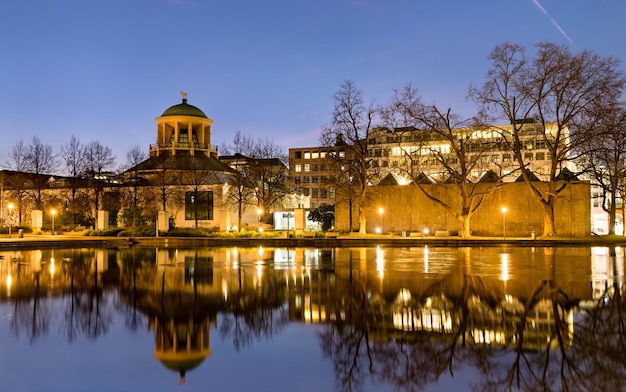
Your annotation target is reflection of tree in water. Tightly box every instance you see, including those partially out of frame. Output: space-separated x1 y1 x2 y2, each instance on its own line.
219 267 289 351
10 270 50 343
7 249 115 343
319 248 500 392
319 247 626 392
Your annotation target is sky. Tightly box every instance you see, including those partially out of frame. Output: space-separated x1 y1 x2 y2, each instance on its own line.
1 0 626 172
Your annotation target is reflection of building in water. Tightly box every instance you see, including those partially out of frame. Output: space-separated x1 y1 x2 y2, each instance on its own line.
286 247 595 351
148 297 216 385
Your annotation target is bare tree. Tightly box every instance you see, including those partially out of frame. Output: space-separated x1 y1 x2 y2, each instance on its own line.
578 102 626 235
381 85 500 237
320 80 379 234
470 41 626 236
3 140 30 223
84 140 116 213
61 135 88 229
222 131 290 224
25 136 57 210
121 146 149 228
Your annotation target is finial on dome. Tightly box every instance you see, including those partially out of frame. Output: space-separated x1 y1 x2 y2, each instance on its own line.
180 91 188 103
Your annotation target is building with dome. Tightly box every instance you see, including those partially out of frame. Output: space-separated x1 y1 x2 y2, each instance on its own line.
123 93 250 231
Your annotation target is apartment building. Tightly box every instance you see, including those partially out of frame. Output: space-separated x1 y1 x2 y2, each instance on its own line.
288 147 338 208
366 121 567 183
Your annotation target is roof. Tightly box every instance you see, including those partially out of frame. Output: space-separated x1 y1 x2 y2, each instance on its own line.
126 153 237 177
161 98 208 118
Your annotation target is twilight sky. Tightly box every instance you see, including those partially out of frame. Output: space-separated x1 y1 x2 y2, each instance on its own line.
1 0 625 172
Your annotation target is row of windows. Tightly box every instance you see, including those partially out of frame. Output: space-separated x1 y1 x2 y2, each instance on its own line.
370 152 551 168
299 187 335 199
366 139 549 157
294 163 332 173
294 175 331 184
293 150 345 160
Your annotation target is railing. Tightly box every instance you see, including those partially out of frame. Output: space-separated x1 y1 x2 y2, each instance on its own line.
149 143 219 154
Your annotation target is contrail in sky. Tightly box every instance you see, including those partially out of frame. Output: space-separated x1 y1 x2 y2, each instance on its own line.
530 0 575 47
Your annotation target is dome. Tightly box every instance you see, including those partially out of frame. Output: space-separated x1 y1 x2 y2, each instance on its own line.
161 97 208 118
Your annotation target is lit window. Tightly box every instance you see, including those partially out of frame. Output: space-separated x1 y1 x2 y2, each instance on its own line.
304 164 310 172
304 152 311 159
320 152 327 158
295 164 302 173
312 152 319 159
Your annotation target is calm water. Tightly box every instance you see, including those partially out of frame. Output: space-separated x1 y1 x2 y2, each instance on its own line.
0 245 624 392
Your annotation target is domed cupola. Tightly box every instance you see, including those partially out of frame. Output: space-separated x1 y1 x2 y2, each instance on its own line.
151 92 216 157
161 97 208 118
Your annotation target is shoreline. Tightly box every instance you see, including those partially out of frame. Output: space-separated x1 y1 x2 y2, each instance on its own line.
1 233 626 250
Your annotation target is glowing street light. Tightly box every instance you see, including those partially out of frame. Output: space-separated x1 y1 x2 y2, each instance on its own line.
501 207 507 239
257 208 262 222
7 203 14 238
51 208 56 235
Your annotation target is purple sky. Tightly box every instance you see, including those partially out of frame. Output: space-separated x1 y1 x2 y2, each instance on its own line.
1 0 625 172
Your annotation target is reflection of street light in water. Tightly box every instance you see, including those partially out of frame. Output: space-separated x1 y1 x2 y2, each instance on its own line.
51 208 57 235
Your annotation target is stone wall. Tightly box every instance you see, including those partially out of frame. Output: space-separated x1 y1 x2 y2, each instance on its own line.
335 181 591 237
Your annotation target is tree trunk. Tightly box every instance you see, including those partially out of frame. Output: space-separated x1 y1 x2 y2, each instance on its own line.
459 214 471 238
541 201 556 237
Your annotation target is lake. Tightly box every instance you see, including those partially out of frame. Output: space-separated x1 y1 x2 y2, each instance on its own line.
0 245 624 391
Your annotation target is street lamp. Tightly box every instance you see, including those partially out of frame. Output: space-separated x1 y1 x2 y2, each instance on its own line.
378 207 384 234
257 208 262 222
7 203 14 238
51 209 56 235
501 207 507 239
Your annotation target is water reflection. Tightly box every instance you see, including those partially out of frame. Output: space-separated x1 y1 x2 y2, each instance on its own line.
0 246 625 391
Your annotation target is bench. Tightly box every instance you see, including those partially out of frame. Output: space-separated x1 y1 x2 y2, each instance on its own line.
435 230 450 237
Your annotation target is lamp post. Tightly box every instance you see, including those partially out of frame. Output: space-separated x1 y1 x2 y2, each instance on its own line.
501 207 507 239
51 209 56 235
7 203 14 238
378 207 384 234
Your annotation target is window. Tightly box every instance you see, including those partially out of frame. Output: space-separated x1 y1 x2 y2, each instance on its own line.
536 152 545 160
320 152 327 158
304 164 310 172
303 176 310 184
185 191 213 220
295 151 302 159
492 155 500 163
295 164 302 173
304 152 311 159
303 188 310 196
312 152 319 159
312 188 318 198
503 154 511 162
321 189 327 198
524 152 533 161
312 164 319 171
312 176 319 184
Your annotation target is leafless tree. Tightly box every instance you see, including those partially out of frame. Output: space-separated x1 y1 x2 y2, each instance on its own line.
25 136 58 210
61 135 88 229
381 85 500 237
222 131 290 224
121 145 149 228
3 140 31 223
84 140 116 213
578 102 626 235
470 41 626 236
320 80 379 234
